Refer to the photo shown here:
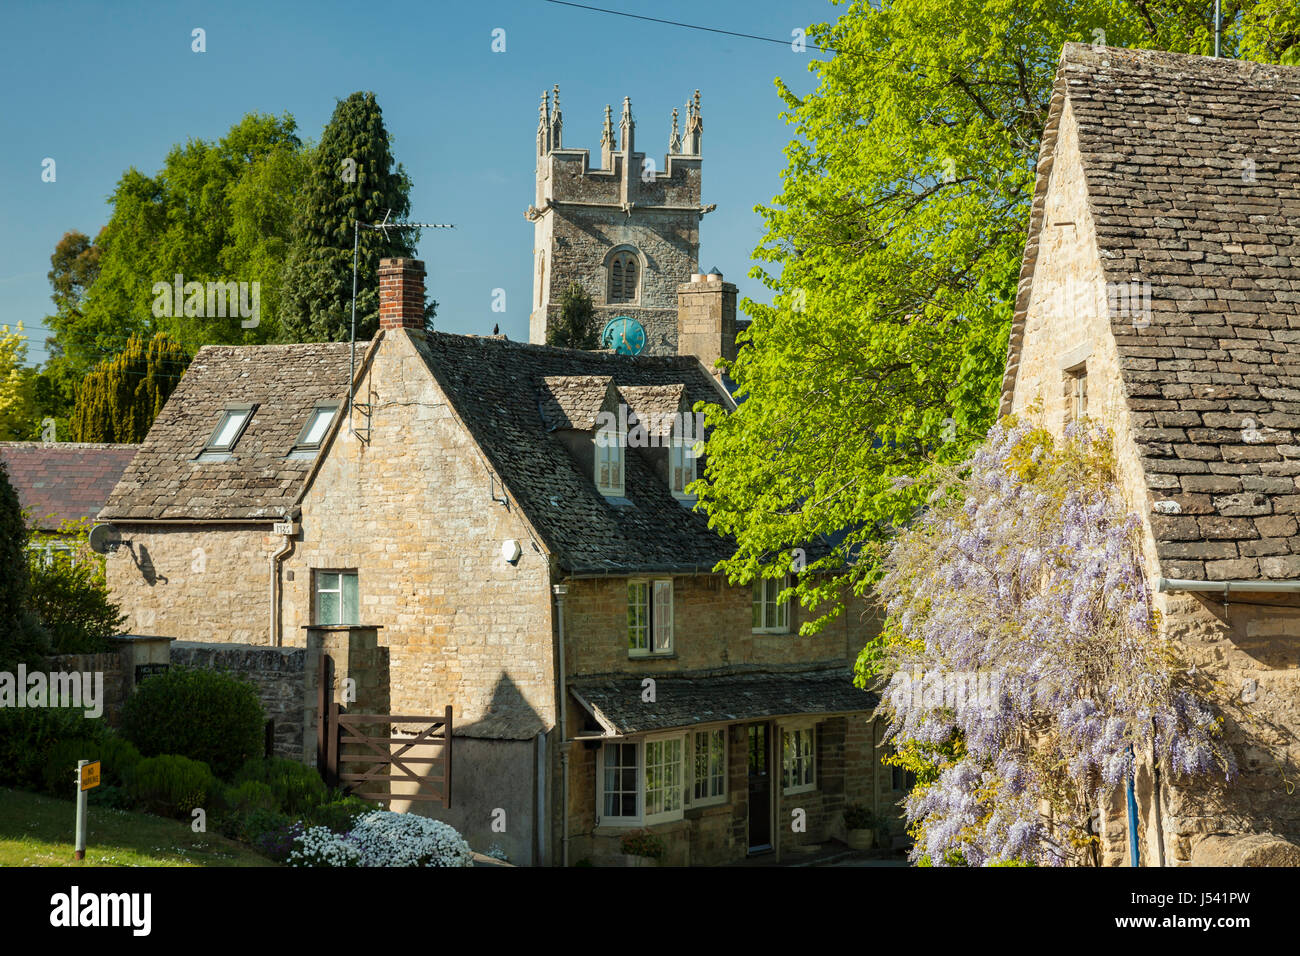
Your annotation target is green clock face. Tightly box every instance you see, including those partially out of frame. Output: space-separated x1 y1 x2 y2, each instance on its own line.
601 316 647 355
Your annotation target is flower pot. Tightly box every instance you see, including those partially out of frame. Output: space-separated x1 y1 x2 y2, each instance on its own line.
846 828 875 851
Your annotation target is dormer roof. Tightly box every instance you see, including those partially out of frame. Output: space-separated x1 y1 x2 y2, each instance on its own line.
538 375 616 431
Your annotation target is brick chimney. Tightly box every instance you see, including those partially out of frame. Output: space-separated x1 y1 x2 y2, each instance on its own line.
378 258 426 331
676 269 736 376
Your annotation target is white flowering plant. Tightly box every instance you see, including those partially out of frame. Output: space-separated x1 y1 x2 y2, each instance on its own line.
288 810 475 867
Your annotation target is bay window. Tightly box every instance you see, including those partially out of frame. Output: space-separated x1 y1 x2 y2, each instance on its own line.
781 723 816 794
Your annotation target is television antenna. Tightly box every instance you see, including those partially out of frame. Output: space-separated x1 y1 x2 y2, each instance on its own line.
348 211 455 436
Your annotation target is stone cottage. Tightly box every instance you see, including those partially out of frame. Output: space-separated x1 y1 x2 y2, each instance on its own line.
1002 43 1300 865
101 254 894 865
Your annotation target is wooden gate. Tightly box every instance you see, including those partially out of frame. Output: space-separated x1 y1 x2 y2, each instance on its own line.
316 655 453 808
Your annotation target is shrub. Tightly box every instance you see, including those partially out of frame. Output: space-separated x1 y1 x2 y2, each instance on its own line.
232 757 328 815
239 807 295 849
221 779 277 815
127 754 214 818
0 705 108 789
843 803 875 831
345 811 472 867
27 525 126 654
120 667 264 779
41 735 141 796
304 795 378 833
620 829 664 860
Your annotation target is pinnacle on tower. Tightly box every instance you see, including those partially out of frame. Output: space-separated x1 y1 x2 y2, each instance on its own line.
537 89 550 155
550 84 563 149
684 89 702 154
669 107 681 154
601 103 616 169
619 96 635 157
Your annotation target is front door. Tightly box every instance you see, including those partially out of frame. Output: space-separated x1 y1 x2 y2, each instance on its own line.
747 723 772 853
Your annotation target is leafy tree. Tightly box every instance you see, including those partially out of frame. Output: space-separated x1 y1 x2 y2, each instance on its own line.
279 91 430 342
865 420 1231 865
69 332 190 443
28 521 126 655
696 0 1298 629
0 460 48 670
0 325 37 441
67 113 307 364
546 282 600 349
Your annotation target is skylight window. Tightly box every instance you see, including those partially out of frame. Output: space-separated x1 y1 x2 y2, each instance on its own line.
199 404 255 459
290 403 338 457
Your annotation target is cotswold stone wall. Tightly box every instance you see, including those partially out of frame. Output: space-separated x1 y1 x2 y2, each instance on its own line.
170 641 312 761
1011 100 1300 866
44 651 128 725
105 525 276 645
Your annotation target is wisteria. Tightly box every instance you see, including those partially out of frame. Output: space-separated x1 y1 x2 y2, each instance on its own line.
872 419 1233 866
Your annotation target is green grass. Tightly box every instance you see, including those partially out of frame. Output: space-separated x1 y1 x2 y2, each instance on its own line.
0 787 276 867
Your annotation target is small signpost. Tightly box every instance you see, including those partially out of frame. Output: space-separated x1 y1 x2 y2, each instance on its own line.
74 759 100 861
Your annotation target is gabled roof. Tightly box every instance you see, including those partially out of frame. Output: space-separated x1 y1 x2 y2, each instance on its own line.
408 331 734 574
0 442 139 530
101 343 353 522
621 384 688 441
1004 44 1300 582
538 375 613 431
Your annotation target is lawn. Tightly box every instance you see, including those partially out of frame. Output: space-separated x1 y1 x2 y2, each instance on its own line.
0 787 276 867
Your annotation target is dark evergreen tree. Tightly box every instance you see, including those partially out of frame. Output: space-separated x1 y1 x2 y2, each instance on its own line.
70 332 190 443
279 91 431 341
546 283 600 350
0 461 48 669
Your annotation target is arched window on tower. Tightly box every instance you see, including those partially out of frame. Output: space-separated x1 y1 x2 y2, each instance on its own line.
608 251 639 304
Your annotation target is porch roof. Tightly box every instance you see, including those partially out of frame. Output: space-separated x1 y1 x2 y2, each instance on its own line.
569 668 877 736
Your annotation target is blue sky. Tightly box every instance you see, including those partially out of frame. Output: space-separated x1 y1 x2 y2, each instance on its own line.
0 0 839 365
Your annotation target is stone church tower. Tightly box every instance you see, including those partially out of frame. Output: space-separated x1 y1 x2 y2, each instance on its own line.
526 87 720 357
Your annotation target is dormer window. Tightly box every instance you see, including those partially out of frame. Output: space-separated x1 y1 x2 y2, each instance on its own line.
608 251 639 304
595 422 625 496
198 403 255 460
290 403 338 458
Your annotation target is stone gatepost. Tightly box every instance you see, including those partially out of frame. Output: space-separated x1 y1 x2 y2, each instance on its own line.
303 625 390 766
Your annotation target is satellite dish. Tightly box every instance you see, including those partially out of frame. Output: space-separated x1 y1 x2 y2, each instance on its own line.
88 523 123 554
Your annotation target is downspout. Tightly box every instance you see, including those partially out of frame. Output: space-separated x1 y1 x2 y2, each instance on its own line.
1126 744 1141 867
553 581 570 867
270 530 295 647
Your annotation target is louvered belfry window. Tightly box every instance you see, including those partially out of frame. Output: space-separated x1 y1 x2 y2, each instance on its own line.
609 252 638 303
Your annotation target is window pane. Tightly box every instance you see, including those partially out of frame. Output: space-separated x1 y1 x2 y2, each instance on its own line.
302 408 336 445
212 410 248 447
317 589 339 625
752 581 763 628
653 580 672 652
342 572 359 626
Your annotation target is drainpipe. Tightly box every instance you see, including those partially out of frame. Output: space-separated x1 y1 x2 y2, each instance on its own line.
270 529 295 647
1157 578 1300 595
553 582 570 867
1126 744 1141 867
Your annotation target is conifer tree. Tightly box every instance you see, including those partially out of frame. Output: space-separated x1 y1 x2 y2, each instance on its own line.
546 283 600 350
70 332 190 443
0 461 47 669
279 91 430 341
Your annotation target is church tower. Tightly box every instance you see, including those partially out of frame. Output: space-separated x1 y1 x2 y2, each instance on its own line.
527 88 716 355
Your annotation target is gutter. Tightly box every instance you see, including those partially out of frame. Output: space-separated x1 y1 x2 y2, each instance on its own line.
1157 578 1300 595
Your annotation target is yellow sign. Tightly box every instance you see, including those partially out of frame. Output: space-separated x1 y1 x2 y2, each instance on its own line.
80 762 100 791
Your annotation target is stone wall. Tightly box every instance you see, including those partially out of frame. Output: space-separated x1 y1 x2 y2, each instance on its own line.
170 641 313 762
104 525 276 645
44 651 128 725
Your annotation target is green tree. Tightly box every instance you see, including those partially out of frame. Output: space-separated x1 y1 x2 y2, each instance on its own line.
0 325 37 441
66 113 307 366
546 283 600 349
28 521 126 654
0 460 48 670
69 332 190 443
696 0 1295 630
278 91 429 342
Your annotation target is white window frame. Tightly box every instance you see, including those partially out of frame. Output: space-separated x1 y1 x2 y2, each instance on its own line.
780 722 817 795
628 578 673 657
752 575 791 634
595 424 625 496
292 402 338 455
669 434 698 500
596 733 688 827
686 726 728 807
314 569 359 626
205 403 255 452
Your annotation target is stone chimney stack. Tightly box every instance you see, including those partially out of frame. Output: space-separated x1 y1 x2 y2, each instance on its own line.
676 269 736 376
378 258 426 332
